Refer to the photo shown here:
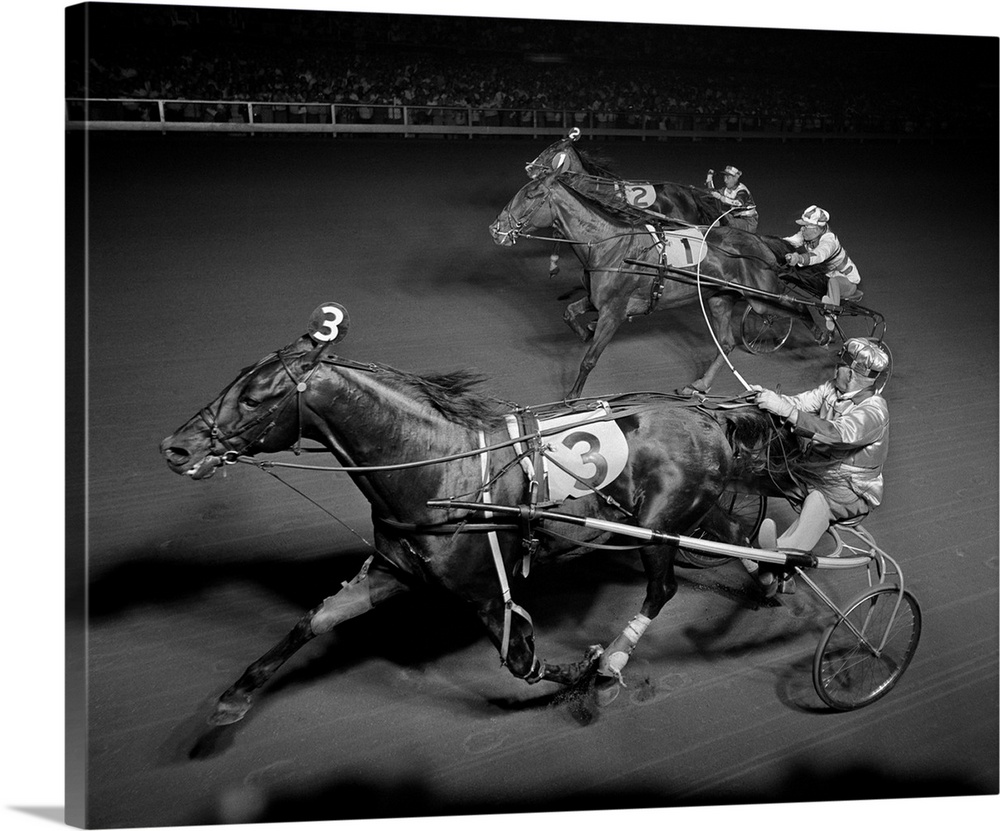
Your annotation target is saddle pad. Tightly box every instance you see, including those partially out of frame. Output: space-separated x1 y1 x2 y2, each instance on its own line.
618 181 657 209
537 404 630 502
645 224 708 267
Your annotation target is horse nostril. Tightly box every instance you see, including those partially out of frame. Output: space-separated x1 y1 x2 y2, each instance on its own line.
160 440 190 464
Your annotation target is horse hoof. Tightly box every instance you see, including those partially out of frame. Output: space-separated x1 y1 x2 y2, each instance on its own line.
208 695 252 726
594 675 622 707
563 318 591 342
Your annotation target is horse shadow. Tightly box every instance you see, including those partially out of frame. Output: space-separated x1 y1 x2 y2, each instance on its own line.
679 563 836 712
129 539 661 761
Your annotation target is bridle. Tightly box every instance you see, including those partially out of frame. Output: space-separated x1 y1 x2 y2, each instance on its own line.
197 343 334 461
493 178 557 245
495 174 657 263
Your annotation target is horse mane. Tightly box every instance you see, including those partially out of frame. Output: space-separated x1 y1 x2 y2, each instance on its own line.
559 177 652 225
387 367 508 429
280 344 506 430
718 406 854 501
573 147 620 178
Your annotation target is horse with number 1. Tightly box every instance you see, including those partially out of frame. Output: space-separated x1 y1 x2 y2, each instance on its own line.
160 303 837 725
490 152 806 399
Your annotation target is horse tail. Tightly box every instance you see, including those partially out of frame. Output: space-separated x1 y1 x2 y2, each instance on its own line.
719 407 774 466
758 234 793 254
758 234 795 259
718 407 852 501
690 186 727 224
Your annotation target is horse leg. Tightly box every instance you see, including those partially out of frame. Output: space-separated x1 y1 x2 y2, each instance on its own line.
681 294 738 395
567 303 627 399
563 294 596 342
682 352 730 396
209 558 408 725
595 544 678 704
474 600 603 689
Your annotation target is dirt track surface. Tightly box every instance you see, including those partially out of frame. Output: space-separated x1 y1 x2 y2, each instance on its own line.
69 134 998 827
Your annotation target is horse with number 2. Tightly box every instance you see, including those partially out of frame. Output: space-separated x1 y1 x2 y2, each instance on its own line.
490 145 818 399
160 303 920 724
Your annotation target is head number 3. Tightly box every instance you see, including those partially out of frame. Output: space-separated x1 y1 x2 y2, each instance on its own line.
308 302 350 343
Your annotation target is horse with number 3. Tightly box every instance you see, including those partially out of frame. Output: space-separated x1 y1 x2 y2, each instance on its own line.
160 304 837 724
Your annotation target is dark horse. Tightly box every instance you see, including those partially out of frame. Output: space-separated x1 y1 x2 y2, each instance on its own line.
489 159 806 398
525 130 728 227
160 319 826 725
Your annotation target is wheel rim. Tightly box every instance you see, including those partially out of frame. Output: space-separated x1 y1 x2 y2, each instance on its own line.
813 588 921 710
875 342 893 394
741 306 793 354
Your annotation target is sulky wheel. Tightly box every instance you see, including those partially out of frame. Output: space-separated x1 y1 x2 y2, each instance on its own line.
741 305 793 354
677 490 766 569
813 587 921 710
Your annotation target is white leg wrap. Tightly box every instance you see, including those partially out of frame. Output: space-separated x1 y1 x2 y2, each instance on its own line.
310 576 373 635
623 613 651 644
599 613 653 684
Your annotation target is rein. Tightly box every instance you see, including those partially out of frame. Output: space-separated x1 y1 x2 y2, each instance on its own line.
229 400 655 474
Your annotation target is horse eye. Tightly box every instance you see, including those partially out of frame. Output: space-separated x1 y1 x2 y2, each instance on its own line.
240 396 260 409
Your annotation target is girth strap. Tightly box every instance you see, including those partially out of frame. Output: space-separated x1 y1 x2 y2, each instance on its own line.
478 430 533 667
504 412 549 577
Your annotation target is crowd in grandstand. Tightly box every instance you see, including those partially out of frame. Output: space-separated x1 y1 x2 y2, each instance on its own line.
67 6 995 137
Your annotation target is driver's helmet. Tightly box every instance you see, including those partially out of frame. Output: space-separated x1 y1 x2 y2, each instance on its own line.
796 205 830 227
838 337 890 379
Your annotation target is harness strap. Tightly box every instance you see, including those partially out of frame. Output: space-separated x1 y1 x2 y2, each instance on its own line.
478 430 533 667
504 413 550 576
648 270 666 314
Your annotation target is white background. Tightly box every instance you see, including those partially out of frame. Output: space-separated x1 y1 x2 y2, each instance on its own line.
4 1 996 830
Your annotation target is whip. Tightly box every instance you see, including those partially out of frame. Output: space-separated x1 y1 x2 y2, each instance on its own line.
693 206 754 392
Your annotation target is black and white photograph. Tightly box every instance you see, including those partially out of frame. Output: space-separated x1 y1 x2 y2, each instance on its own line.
9 1 1000 829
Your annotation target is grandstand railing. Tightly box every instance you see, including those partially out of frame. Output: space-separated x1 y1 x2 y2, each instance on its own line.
65 99 963 141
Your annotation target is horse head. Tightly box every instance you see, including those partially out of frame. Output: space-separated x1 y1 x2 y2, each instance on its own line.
159 335 331 480
489 152 574 245
524 127 581 178
161 303 354 480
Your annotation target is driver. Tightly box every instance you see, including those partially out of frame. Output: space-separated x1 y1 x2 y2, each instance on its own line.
706 165 758 232
782 205 861 344
747 337 890 596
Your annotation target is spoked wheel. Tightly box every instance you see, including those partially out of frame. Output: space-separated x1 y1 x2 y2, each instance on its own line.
813 587 921 710
678 491 766 569
741 305 793 354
